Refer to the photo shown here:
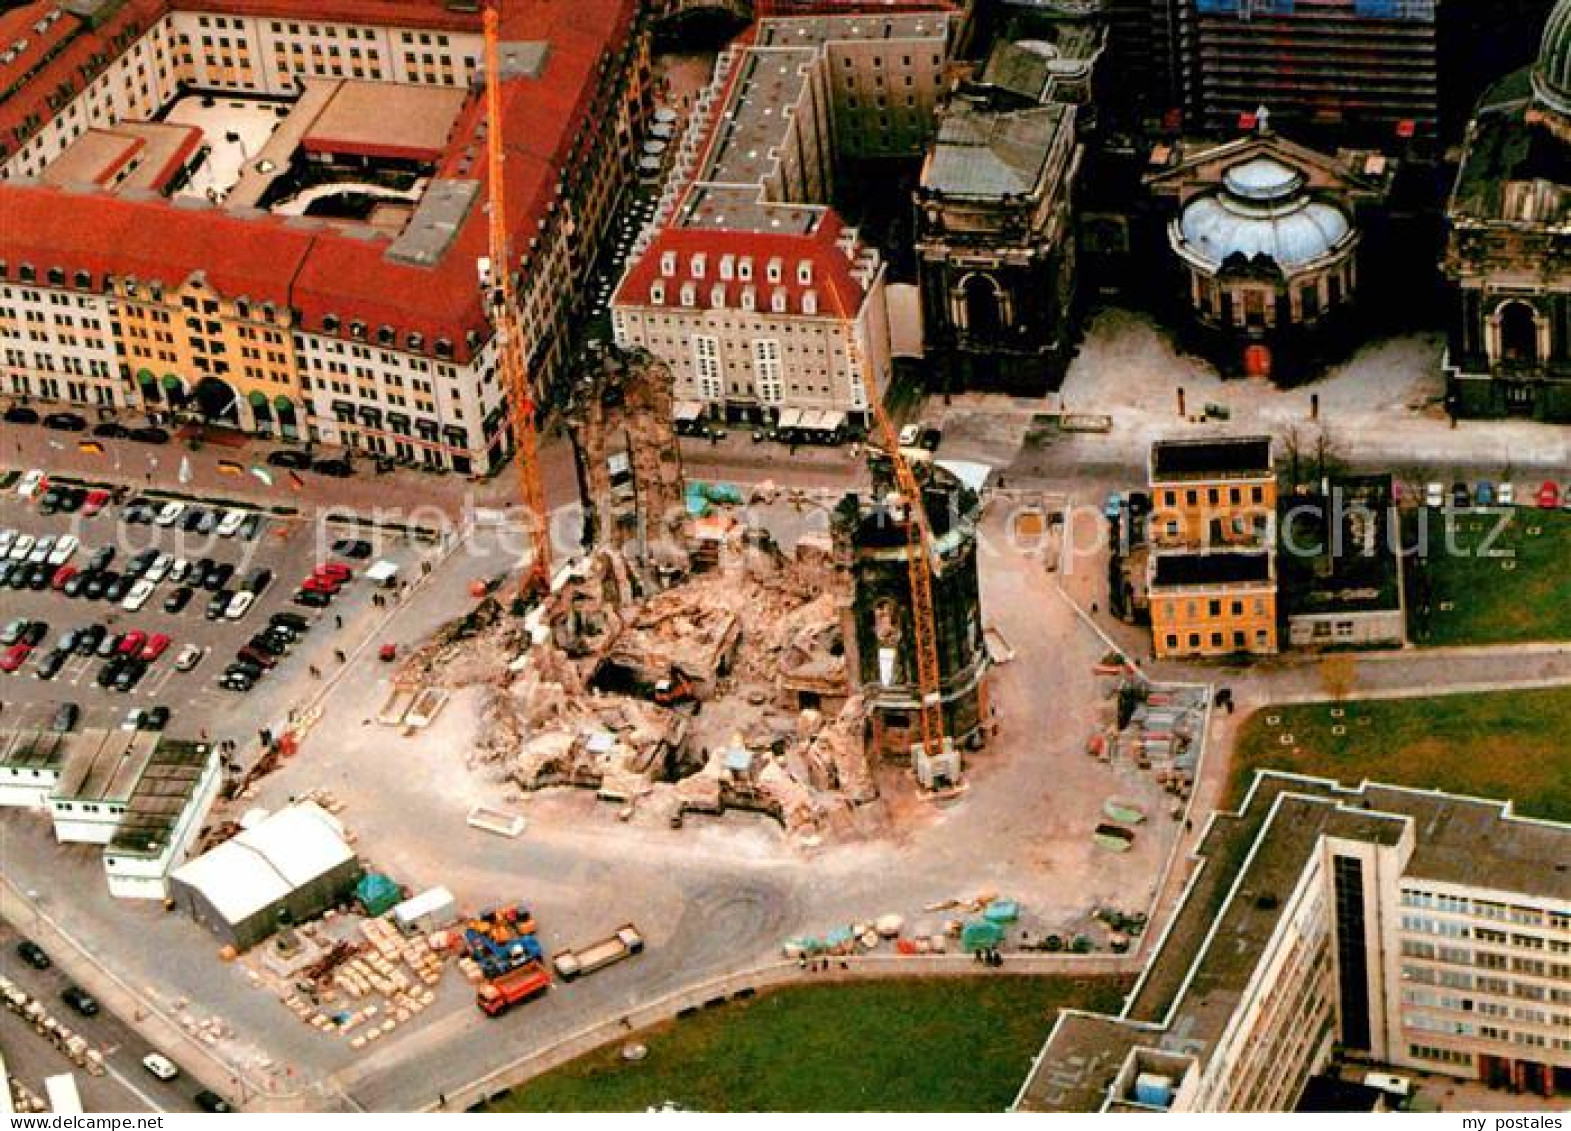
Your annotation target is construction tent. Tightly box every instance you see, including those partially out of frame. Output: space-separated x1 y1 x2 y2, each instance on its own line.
170 802 361 950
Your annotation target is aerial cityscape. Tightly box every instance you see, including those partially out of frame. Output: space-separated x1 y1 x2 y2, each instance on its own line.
1 0 1570 1116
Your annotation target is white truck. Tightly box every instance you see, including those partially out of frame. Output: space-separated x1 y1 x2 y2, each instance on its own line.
551 924 644 982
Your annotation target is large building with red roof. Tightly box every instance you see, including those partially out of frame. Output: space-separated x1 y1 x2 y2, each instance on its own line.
0 0 652 473
610 8 953 432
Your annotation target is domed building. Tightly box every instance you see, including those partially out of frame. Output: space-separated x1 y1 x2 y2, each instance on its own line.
1145 128 1393 381
1444 0 1571 420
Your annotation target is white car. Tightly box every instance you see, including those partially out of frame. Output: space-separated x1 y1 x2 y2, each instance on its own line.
217 509 246 538
1424 482 1444 508
224 590 256 620
8 533 35 561
1497 482 1516 507
15 469 45 498
120 707 145 732
144 552 173 584
898 423 922 448
26 536 52 565
168 557 191 584
0 529 15 557
141 1053 179 1081
154 501 184 527
46 535 78 567
174 644 205 672
122 578 156 612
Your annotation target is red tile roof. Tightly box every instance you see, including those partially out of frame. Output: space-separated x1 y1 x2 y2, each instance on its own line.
0 0 641 366
614 213 869 320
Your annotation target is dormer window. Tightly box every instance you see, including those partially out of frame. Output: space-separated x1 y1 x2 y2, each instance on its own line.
235 299 250 320
378 325 396 346
74 270 91 290
710 283 726 308
47 267 64 287
738 257 753 281
766 257 782 283
350 320 367 340
771 288 788 314
408 331 425 351
660 251 677 277
650 281 665 305
435 337 454 359
322 313 340 333
802 289 818 315
680 282 696 308
797 260 813 285
719 254 735 281
741 286 756 312
691 253 706 279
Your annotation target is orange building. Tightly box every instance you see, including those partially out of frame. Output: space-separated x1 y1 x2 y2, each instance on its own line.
1148 435 1276 549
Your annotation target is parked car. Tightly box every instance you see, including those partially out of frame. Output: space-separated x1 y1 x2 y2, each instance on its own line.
315 561 352 583
0 643 33 672
270 611 311 633
96 631 121 659
1538 481 1561 509
194 1091 234 1114
20 621 47 647
174 644 205 672
0 618 28 646
3 405 40 425
111 659 147 693
86 545 115 572
301 575 341 595
1452 481 1471 509
144 552 172 584
9 533 35 560
1424 481 1444 508
51 702 79 733
217 509 247 538
312 457 353 478
206 590 233 620
61 571 89 599
117 630 147 657
91 421 127 439
24 562 50 590
42 411 87 432
1498 482 1516 507
154 501 185 526
15 468 46 498
265 449 312 469
244 567 273 595
238 512 263 540
127 426 170 445
35 649 68 680
122 578 156 612
141 705 170 731
219 670 256 692
332 538 373 559
140 633 172 662
60 985 99 1016
16 940 50 969
169 557 191 584
205 562 235 591
225 591 256 620
235 645 276 671
46 535 78 566
1475 481 1495 507
164 586 194 614
81 488 110 516
141 1054 179 1081
75 625 105 655
104 574 133 603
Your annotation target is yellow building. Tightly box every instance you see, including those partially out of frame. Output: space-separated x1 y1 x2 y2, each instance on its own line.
1148 435 1276 549
1148 549 1278 658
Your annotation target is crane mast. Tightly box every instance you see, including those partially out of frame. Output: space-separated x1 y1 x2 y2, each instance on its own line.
483 3 552 602
839 296 947 771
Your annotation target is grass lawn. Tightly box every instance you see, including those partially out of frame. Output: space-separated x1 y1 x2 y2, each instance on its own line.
481 975 1130 1113
1231 688 1571 821
1410 507 1571 646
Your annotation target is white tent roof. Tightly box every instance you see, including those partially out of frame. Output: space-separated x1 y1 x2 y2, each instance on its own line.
936 459 996 497
172 801 355 925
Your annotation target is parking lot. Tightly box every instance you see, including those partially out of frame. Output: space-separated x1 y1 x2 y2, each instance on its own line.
0 470 412 745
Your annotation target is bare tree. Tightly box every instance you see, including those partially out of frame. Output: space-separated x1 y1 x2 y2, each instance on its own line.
1318 653 1358 703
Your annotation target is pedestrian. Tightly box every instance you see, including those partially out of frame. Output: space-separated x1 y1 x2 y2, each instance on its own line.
308 664 320 678
437 1094 446 1109
335 614 343 629
334 648 346 664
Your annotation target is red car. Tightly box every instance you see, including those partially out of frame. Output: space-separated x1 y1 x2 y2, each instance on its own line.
301 575 341 595
0 643 32 673
117 629 147 657
81 489 110 516
51 564 79 591
1538 481 1561 509
314 562 352 582
139 632 172 662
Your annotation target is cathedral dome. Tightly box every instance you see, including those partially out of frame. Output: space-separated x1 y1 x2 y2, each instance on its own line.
1532 0 1571 120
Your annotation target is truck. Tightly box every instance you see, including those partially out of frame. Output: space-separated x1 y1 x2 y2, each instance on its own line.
476 961 551 1017
551 923 644 983
463 904 542 980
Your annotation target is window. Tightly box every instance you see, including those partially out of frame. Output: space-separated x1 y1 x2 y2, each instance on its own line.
692 334 722 401
752 338 782 404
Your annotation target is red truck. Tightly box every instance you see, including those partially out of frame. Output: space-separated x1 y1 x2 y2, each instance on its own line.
476 961 551 1017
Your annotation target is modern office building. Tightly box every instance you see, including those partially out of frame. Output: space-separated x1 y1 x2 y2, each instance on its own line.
0 0 653 473
1015 772 1571 1110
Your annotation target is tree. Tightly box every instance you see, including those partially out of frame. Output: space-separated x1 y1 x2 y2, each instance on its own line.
1318 653 1358 703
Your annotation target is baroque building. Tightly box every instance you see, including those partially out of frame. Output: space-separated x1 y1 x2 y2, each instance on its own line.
1443 0 1571 422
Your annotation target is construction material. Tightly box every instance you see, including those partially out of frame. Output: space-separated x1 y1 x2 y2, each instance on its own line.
466 805 525 838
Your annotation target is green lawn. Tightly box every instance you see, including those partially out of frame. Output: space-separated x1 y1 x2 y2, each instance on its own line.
1231 688 1571 821
481 976 1130 1113
1411 507 1571 646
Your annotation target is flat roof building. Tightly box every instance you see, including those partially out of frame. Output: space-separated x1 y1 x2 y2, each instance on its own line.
1016 772 1571 1111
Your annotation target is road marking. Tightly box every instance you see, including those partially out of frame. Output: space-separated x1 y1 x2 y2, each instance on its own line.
101 1057 170 1114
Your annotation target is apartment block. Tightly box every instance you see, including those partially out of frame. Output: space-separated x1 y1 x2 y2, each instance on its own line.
1016 772 1571 1111
1148 548 1278 658
612 10 952 429
1148 435 1276 547
0 0 652 473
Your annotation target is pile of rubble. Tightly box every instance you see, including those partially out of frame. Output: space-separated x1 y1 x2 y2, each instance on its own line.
438 517 881 838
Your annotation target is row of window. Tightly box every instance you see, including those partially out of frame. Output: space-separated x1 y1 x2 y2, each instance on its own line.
1402 889 1570 930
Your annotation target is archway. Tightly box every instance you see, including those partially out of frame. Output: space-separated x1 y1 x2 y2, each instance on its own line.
161 374 187 409
1498 301 1540 365
193 375 240 425
248 390 273 433
274 396 299 440
961 273 1004 340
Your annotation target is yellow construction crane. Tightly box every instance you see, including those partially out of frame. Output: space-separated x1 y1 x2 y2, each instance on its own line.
837 287 947 771
482 2 552 603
